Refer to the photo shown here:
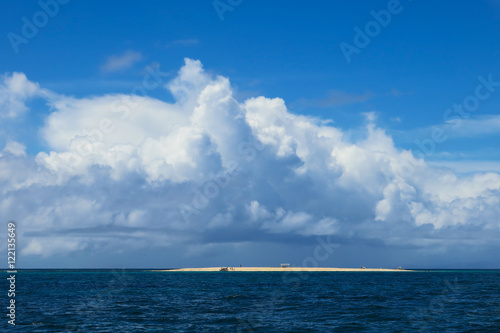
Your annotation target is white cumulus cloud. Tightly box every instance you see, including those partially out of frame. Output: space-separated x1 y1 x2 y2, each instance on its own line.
1 58 500 267
0 72 41 118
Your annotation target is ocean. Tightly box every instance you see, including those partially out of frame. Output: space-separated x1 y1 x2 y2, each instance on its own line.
2 269 500 332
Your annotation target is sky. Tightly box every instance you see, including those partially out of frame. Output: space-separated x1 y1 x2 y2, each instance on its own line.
1 0 500 269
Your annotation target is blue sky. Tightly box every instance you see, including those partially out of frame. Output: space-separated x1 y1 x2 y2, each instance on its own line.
1 1 500 268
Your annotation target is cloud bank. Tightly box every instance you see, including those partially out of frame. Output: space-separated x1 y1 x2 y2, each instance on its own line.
1 59 499 268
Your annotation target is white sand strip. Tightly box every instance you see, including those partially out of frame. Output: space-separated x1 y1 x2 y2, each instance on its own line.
155 267 411 272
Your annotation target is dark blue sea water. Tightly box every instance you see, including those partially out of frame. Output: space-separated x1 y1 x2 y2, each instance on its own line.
2 270 500 332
